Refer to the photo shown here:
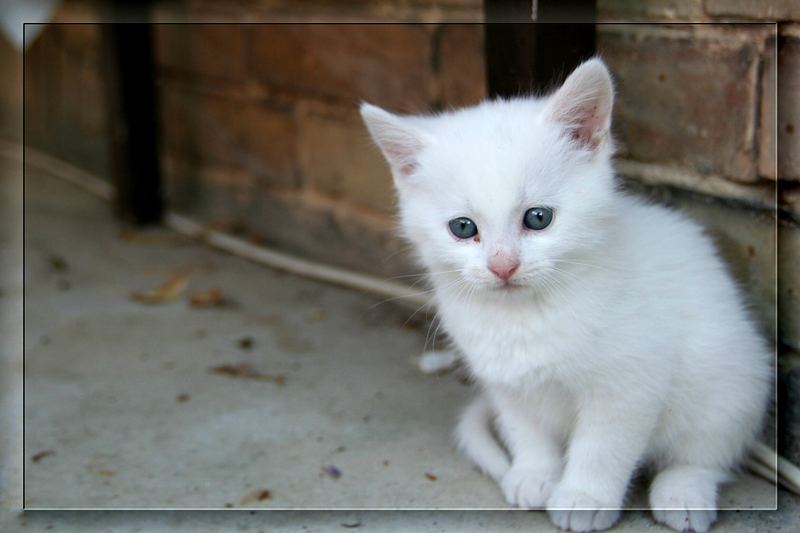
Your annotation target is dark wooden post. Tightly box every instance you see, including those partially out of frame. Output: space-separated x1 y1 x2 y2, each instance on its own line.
102 2 163 225
484 0 596 97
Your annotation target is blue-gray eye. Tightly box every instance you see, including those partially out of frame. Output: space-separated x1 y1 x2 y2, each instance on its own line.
448 217 478 239
523 207 553 230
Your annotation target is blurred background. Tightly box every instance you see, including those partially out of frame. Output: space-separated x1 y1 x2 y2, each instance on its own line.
0 0 798 521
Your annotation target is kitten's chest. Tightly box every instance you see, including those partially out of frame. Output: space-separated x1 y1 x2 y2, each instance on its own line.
438 294 591 386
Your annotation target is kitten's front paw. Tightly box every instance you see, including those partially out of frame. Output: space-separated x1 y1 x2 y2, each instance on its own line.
649 468 719 532
547 488 621 532
650 489 717 532
500 466 557 508
651 509 716 533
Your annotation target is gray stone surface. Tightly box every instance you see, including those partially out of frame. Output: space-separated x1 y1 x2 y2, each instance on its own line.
1 155 795 531
1 154 22 512
1 500 799 533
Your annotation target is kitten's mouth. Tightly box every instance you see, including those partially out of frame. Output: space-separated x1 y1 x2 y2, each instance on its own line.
493 281 522 291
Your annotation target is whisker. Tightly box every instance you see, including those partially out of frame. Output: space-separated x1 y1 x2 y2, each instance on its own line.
551 258 630 273
382 269 463 282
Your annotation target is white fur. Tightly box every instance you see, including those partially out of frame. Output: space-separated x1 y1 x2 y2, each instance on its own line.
417 349 459 374
362 59 771 533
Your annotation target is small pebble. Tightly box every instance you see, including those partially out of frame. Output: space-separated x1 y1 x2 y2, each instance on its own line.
322 465 342 479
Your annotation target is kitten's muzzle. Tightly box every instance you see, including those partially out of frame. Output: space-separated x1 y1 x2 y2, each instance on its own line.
488 257 519 282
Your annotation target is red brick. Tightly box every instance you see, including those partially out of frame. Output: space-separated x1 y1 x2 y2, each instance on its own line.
296 107 395 213
56 31 109 174
51 0 104 23
249 25 434 111
174 0 482 23
438 24 486 108
779 37 800 180
163 155 259 213
164 152 413 279
0 32 22 140
159 83 298 187
229 191 411 279
55 24 101 57
759 39 777 179
597 0 706 21
77 61 107 137
59 39 90 134
24 26 63 152
155 25 247 80
598 25 764 182
705 0 800 21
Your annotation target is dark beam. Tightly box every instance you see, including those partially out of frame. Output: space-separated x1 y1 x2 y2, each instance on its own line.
484 0 596 98
102 7 163 225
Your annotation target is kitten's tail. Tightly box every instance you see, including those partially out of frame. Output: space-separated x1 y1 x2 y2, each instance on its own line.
455 394 510 482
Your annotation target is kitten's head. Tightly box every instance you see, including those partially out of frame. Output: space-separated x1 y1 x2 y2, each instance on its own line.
361 58 618 296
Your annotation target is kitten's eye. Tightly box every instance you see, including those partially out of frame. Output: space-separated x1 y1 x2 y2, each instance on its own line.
523 207 554 230
448 217 478 239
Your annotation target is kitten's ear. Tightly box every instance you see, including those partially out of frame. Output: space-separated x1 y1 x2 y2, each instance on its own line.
544 58 614 152
360 103 432 181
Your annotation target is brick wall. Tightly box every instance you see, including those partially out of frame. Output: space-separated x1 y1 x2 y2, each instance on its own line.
12 1 798 366
19 4 109 176
15 2 794 344
13 1 794 338
154 21 486 279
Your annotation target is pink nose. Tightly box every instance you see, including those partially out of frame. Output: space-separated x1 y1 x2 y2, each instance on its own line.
488 258 519 281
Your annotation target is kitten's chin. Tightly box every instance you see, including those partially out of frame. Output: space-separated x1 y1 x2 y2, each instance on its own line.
486 280 531 293
492 282 522 291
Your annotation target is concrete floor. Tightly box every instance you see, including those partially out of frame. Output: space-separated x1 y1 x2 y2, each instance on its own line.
1 153 796 530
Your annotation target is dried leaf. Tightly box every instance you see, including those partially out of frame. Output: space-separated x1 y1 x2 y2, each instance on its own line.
425 472 438 481
239 488 273 505
209 363 285 385
189 288 226 308
176 393 190 403
31 450 55 462
130 270 191 305
48 254 68 272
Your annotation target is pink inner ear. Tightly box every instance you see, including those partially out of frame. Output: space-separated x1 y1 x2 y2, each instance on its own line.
546 60 614 152
566 102 608 150
384 139 422 177
398 163 417 176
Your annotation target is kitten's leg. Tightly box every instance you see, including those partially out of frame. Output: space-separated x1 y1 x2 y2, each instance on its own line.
455 394 510 481
491 391 563 509
547 392 658 532
649 465 726 533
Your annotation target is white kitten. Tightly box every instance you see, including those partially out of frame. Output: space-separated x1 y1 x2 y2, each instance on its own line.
361 58 771 532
